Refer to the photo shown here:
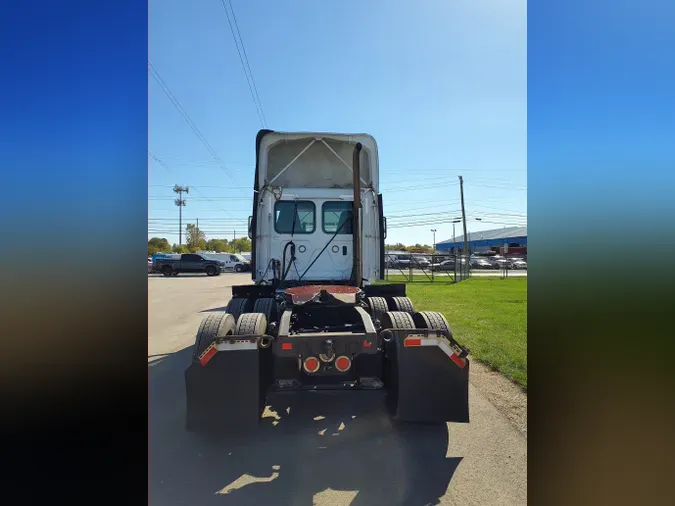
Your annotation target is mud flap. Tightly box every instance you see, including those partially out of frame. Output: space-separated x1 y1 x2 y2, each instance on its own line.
184 346 272 433
384 329 469 423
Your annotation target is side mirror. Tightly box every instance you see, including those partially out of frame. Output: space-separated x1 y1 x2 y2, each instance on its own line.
248 216 253 239
383 217 387 239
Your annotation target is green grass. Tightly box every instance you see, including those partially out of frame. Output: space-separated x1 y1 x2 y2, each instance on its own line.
380 277 527 389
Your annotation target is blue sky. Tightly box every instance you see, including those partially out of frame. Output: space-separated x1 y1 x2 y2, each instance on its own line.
149 0 527 246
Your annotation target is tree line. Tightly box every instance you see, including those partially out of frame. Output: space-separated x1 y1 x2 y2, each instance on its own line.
149 230 431 256
148 224 251 256
385 243 435 254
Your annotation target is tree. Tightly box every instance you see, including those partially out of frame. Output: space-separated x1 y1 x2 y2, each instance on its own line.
148 237 171 256
189 238 208 253
172 244 190 254
231 237 251 253
206 238 230 252
186 223 206 251
407 243 434 254
385 243 407 252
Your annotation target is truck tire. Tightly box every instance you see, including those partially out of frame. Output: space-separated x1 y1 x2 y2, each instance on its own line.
380 311 416 330
193 312 236 361
366 297 389 321
412 311 454 338
253 298 278 326
161 265 173 277
226 297 250 322
235 313 267 336
205 265 217 276
389 296 414 314
234 264 243 273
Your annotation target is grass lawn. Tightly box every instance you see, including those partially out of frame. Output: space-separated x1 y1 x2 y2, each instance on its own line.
381 277 527 389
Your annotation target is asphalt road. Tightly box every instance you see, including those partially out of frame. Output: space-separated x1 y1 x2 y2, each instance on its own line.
149 273 527 505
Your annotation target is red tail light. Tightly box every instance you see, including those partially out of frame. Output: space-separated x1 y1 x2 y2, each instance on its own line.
334 355 352 373
303 356 321 374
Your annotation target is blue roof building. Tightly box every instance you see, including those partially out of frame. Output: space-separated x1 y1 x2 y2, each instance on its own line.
436 226 527 253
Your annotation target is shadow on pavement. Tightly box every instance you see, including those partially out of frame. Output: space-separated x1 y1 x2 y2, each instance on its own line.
200 306 229 313
150 347 462 506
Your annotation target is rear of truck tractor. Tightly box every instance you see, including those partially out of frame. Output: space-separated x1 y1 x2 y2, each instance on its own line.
185 284 469 432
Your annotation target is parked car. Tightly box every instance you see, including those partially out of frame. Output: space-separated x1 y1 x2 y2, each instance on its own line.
432 259 466 272
490 256 513 269
510 258 527 270
470 258 493 269
148 257 153 274
386 254 411 269
410 256 431 269
154 253 224 277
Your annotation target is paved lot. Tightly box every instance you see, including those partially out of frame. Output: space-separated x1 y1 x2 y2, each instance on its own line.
149 273 527 505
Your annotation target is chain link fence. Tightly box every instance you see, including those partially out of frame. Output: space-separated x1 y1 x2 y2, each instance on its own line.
384 252 526 283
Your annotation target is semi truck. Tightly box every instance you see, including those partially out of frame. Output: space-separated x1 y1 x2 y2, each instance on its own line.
185 130 470 431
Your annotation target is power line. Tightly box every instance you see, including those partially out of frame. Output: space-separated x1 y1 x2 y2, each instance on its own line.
219 0 267 127
148 153 246 220
384 181 460 193
467 183 527 191
148 62 246 193
388 218 526 229
148 196 251 201
149 151 173 173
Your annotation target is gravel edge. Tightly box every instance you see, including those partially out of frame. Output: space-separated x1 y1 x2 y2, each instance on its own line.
469 358 527 438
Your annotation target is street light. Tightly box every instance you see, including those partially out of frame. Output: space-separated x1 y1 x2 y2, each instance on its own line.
451 219 461 252
431 229 437 253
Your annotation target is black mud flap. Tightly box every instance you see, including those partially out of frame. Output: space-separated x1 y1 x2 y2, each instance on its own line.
384 329 469 424
184 347 272 433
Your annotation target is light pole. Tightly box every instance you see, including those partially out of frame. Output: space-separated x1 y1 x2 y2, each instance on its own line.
431 229 437 253
451 218 461 254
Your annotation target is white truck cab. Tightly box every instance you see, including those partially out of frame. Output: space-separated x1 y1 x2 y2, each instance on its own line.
250 131 385 285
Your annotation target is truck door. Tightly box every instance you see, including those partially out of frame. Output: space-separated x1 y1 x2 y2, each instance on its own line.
181 254 202 273
270 200 317 281
316 200 354 280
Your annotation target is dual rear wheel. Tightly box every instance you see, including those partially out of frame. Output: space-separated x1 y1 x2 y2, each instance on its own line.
192 311 270 362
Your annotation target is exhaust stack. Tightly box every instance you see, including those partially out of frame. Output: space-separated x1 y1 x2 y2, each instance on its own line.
352 143 363 287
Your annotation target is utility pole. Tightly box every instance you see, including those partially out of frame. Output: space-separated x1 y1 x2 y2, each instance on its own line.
173 185 189 245
459 176 469 256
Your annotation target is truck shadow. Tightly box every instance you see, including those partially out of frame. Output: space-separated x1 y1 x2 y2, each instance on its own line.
150 347 462 506
200 306 229 313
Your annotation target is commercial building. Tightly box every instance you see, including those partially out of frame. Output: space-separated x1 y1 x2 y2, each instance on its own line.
435 226 527 255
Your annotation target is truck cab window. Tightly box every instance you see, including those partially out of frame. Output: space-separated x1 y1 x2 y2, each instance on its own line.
274 201 315 234
322 201 354 234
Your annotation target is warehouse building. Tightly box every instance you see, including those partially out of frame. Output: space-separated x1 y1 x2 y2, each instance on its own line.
435 226 527 255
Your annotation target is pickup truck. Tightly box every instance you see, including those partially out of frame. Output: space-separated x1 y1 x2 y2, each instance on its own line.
154 253 224 277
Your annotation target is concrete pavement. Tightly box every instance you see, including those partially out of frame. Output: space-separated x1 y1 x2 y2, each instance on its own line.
149 273 527 505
